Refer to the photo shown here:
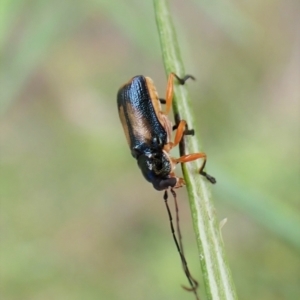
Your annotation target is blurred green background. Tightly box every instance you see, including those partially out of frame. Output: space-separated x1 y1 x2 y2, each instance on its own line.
1 0 299 299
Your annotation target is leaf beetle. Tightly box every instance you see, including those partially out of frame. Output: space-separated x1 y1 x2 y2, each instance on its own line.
117 73 216 300
117 72 216 191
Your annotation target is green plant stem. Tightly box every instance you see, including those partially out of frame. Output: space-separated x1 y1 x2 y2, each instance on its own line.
153 1 238 299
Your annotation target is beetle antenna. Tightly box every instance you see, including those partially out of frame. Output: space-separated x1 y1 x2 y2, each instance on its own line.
163 190 200 300
170 189 200 293
170 188 183 254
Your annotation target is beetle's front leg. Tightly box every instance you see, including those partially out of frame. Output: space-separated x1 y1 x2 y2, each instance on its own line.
174 153 216 184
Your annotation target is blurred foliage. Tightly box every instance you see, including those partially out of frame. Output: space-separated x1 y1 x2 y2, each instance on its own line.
0 0 299 300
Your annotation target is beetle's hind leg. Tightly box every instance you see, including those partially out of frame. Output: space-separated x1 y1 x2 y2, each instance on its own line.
172 73 195 85
164 73 195 115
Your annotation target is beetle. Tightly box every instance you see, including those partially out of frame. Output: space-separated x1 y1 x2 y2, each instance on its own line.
117 73 216 299
117 72 216 191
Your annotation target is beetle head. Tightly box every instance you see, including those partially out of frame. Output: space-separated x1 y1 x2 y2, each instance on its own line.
137 151 176 191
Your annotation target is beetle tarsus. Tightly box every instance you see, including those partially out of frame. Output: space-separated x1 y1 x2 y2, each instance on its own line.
172 73 196 85
172 124 194 136
184 129 195 136
200 170 217 184
199 158 216 184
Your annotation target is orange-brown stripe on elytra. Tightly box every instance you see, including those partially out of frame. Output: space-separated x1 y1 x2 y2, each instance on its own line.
145 77 173 143
118 106 131 146
145 77 163 119
125 101 152 142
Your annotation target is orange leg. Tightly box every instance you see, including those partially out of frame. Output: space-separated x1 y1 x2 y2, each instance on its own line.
164 73 195 115
174 153 207 164
164 120 187 152
164 73 175 115
174 153 216 184
173 120 187 147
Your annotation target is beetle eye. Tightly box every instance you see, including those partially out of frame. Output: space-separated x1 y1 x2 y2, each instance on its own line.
152 153 171 176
